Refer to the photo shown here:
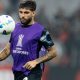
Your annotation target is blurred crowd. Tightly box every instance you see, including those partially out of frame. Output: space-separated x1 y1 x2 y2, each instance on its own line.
37 5 80 80
0 0 80 80
36 2 80 69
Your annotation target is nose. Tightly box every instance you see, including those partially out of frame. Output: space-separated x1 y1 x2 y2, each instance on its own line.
21 14 25 19
21 14 24 17
21 16 25 19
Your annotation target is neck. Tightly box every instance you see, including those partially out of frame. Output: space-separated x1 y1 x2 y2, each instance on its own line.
28 18 35 25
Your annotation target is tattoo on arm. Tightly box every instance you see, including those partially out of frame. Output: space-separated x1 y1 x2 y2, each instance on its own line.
35 46 57 64
0 43 10 61
3 49 8 55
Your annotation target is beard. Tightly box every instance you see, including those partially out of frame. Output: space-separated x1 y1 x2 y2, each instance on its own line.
20 17 32 25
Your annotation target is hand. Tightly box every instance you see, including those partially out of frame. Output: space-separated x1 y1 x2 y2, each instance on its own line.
23 60 38 70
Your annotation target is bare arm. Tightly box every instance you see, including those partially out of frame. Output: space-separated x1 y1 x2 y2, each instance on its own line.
35 30 57 64
35 45 57 64
0 43 10 61
23 46 57 70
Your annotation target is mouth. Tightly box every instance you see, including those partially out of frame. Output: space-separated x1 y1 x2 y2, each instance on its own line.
20 18 26 23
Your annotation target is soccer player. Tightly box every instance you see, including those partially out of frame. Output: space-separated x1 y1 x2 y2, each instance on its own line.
0 0 57 80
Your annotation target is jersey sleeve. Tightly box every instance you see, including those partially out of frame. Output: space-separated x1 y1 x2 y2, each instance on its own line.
40 29 54 49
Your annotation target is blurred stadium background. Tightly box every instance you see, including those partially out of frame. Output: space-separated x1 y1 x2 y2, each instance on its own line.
0 0 80 80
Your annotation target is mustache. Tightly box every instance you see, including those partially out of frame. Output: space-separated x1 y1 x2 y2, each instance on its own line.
20 18 26 20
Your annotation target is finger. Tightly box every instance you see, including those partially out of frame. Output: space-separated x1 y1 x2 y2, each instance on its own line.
26 64 31 69
23 64 26 68
24 63 33 70
23 63 30 68
27 66 32 70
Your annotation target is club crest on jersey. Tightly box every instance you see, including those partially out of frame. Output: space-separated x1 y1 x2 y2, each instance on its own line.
16 34 24 47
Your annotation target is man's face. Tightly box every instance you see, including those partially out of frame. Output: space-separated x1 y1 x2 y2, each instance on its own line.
19 8 35 25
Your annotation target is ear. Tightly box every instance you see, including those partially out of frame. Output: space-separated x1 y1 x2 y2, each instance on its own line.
32 11 36 16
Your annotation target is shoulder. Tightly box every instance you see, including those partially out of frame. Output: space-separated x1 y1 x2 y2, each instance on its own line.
15 22 21 27
35 22 45 30
13 22 22 30
11 22 21 34
40 28 54 49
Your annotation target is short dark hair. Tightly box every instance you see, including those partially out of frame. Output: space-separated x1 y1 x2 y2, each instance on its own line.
19 0 36 11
